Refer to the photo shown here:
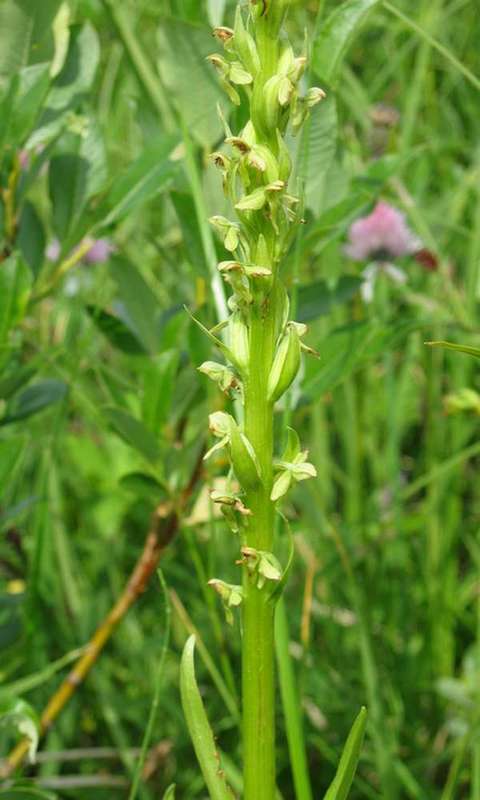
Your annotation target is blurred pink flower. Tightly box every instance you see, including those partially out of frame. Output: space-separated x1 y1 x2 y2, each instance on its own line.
46 237 114 265
84 238 114 264
345 201 421 261
19 149 30 170
46 239 61 261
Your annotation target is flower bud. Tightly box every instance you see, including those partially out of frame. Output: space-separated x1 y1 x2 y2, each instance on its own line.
306 87 327 108
229 61 253 86
204 411 234 461
229 423 261 490
207 53 229 76
271 470 293 502
290 57 307 83
229 311 250 369
209 151 231 171
267 323 301 402
233 6 260 77
246 144 278 181
198 361 240 394
225 136 251 154
276 131 292 182
262 74 283 130
240 547 282 590
444 388 480 415
255 234 271 269
278 76 294 107
209 216 240 252
213 26 234 45
208 410 233 438
208 579 243 625
235 186 267 212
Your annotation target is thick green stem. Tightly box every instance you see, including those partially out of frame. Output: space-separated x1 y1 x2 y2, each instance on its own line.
242 298 277 800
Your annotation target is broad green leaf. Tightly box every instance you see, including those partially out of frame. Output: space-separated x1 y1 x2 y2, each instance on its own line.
297 276 362 323
157 19 227 147
0 74 20 167
0 697 40 763
8 63 50 145
30 0 63 49
96 136 178 229
86 306 147 355
297 96 338 213
1 379 68 425
324 707 367 800
46 22 99 110
312 0 380 86
142 350 180 432
18 201 46 277
104 406 161 464
180 636 233 800
426 341 480 359
0 1 34 84
49 117 107 243
28 23 100 147
109 257 162 354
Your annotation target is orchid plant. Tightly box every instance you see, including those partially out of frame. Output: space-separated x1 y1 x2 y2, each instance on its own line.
179 2 366 799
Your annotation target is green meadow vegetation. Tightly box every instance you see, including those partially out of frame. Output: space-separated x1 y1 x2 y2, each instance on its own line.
0 0 479 797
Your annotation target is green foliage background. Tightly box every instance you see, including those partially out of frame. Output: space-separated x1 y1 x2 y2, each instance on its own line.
0 0 479 797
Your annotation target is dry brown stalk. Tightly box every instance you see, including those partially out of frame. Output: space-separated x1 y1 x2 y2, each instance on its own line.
0 452 204 780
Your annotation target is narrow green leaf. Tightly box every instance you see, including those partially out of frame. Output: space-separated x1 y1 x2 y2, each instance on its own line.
312 0 380 86
0 437 26 488
207 0 226 26
0 788 57 799
324 707 367 800
0 256 32 350
104 406 161 464
162 786 176 800
180 636 233 800
97 136 178 229
142 350 180 431
1 380 68 426
426 341 480 359
0 364 36 400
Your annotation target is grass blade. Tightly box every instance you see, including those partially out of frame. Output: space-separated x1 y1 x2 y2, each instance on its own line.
323 707 367 800
180 635 233 800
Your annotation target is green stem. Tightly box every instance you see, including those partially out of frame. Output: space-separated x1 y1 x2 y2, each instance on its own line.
275 598 313 800
242 299 277 800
